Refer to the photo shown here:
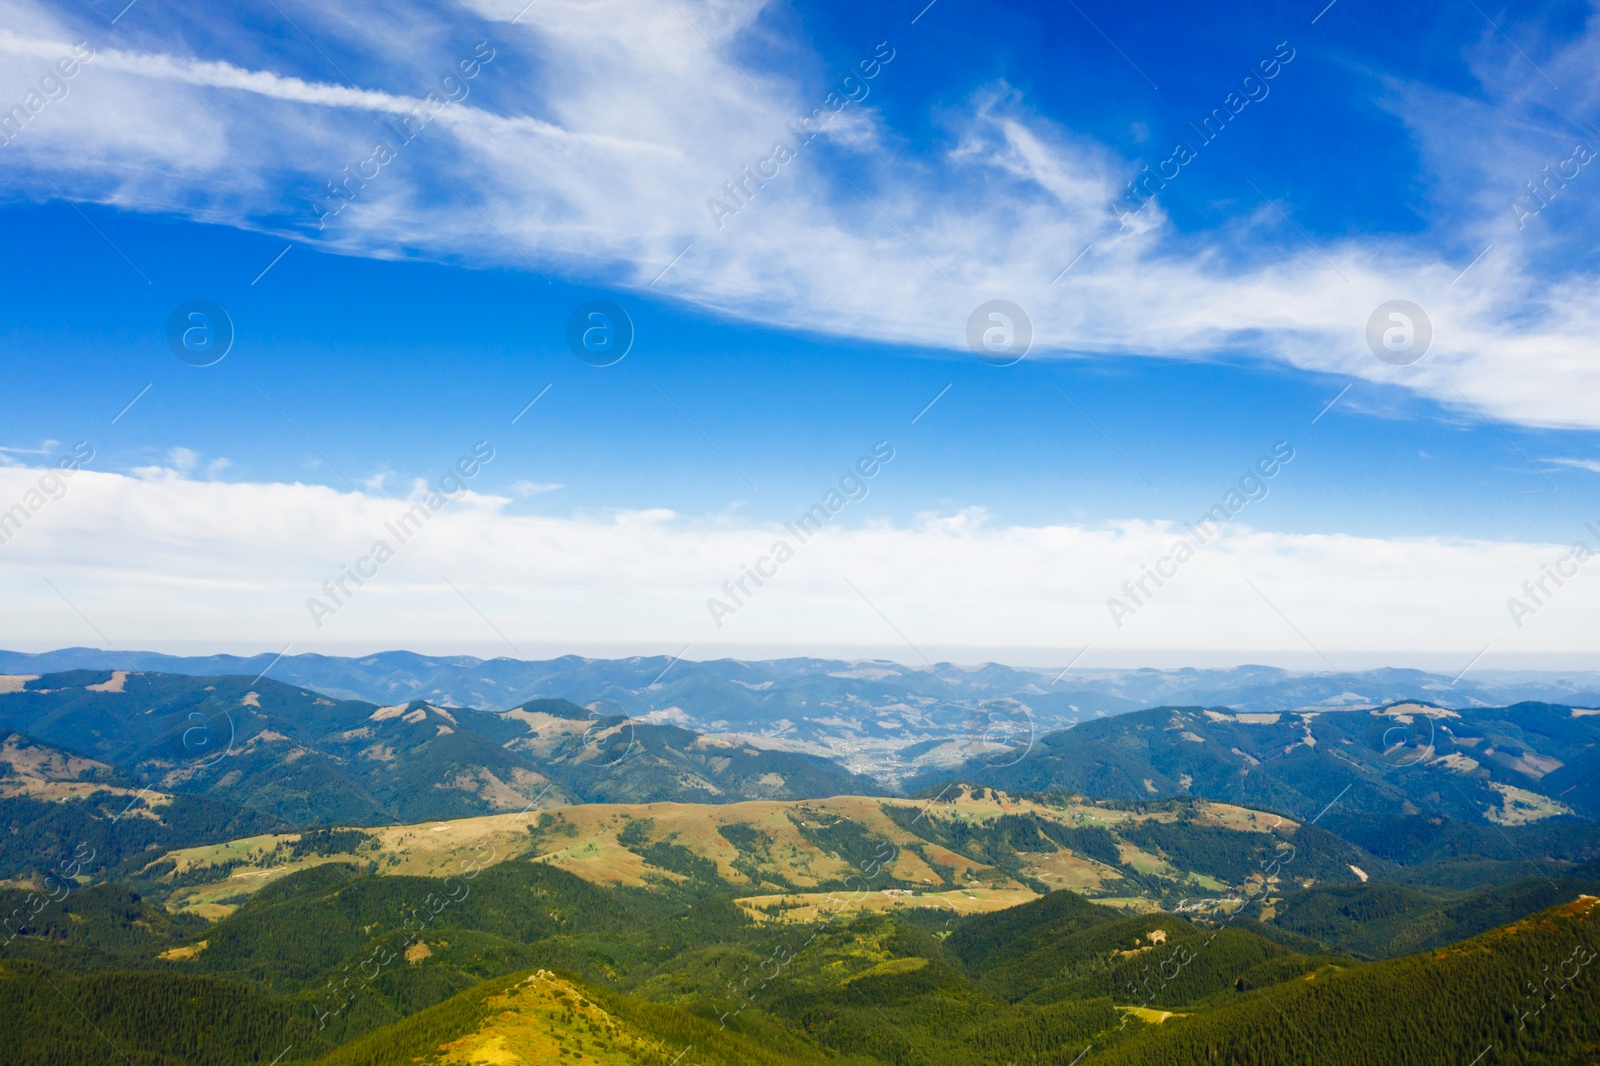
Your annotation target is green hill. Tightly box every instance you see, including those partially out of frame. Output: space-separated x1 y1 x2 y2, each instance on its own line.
0 882 206 970
1264 871 1600 959
320 967 863 1066
1095 894 1600 1065
0 728 283 881
0 957 335 1065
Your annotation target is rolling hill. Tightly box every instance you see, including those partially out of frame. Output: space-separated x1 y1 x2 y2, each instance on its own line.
126 785 1361 919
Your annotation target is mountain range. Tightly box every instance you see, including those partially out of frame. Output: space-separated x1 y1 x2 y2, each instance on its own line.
0 669 880 883
920 699 1600 876
5 648 1600 782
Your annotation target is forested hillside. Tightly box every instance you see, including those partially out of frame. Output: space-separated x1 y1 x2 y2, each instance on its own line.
926 701 1600 865
0 671 881 835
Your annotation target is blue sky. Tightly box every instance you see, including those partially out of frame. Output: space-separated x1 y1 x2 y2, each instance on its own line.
2 201 1595 542
1 0 1598 664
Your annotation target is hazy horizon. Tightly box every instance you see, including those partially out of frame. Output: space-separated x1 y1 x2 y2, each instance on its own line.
8 642 1600 678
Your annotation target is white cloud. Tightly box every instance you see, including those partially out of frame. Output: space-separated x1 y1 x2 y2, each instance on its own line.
129 447 228 480
1 465 1596 659
1 1 1598 432
1547 457 1600 474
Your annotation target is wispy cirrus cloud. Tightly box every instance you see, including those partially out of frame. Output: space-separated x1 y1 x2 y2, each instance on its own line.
3 0 1599 433
1545 457 1600 474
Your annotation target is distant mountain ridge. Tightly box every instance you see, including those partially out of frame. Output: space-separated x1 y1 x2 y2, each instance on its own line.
4 648 1599 782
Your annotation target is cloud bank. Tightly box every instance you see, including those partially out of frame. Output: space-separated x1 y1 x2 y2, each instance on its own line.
2 465 1596 661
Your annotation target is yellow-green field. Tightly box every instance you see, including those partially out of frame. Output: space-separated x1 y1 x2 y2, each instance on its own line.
1120 1005 1185 1024
736 886 1038 922
134 787 1301 918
